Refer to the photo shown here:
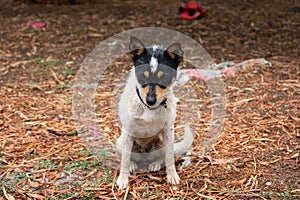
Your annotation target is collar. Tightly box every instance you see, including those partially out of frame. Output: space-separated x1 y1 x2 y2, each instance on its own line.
136 87 167 110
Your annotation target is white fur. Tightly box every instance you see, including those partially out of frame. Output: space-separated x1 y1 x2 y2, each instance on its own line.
116 69 194 190
149 45 163 73
150 56 158 73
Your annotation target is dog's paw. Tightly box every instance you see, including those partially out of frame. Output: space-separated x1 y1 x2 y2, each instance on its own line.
116 173 129 190
130 161 137 173
149 161 162 171
167 171 180 185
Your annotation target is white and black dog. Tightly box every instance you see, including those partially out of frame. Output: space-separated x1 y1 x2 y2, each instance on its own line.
116 36 193 189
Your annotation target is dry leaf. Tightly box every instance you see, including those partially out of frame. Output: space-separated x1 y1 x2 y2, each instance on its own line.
2 186 15 200
26 193 44 199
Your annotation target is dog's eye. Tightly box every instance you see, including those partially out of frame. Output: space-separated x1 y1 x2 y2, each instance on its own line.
158 84 167 89
141 84 147 88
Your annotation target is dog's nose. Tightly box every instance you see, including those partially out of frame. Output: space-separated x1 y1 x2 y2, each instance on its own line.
146 84 157 106
146 95 156 106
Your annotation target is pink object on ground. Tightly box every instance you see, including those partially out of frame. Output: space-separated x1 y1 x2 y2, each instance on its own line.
186 69 207 79
24 22 46 28
222 67 237 77
89 126 99 138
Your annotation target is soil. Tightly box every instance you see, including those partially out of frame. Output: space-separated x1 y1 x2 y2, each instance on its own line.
0 0 299 199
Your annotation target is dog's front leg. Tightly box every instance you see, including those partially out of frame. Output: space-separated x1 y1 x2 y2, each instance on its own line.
165 127 180 185
116 133 133 190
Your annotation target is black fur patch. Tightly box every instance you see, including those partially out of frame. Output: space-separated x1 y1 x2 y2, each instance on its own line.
129 37 184 89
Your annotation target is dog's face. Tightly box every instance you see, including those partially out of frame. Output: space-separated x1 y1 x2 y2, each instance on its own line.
129 36 183 108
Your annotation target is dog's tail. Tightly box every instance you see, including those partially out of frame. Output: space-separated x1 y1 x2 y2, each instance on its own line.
174 125 194 155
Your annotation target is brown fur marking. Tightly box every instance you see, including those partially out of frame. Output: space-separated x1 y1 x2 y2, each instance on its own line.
157 71 164 78
156 86 166 102
144 71 149 78
137 48 145 56
166 51 175 59
141 85 150 101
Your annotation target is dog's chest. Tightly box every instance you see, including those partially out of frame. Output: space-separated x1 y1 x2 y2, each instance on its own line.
129 107 168 137
132 108 165 125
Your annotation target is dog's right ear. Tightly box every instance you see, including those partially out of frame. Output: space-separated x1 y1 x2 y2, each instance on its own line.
129 36 146 58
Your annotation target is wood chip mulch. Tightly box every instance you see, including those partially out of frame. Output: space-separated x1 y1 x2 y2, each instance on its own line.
0 0 299 199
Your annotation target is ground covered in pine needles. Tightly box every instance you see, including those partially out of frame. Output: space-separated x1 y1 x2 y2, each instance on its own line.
0 0 299 199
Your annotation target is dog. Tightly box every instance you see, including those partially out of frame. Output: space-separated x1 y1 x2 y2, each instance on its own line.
116 36 194 190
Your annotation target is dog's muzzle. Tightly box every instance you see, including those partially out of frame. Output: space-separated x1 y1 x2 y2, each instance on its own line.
136 87 167 110
145 84 156 106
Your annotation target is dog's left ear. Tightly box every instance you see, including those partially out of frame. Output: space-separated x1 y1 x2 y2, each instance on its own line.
165 42 183 62
129 36 146 58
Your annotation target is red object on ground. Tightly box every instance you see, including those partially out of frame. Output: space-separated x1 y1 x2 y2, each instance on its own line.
179 1 206 20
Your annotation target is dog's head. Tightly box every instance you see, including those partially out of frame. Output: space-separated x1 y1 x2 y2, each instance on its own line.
129 36 183 108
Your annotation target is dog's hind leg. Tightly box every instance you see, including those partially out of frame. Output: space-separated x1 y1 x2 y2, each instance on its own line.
148 149 164 171
149 159 163 171
129 161 137 172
